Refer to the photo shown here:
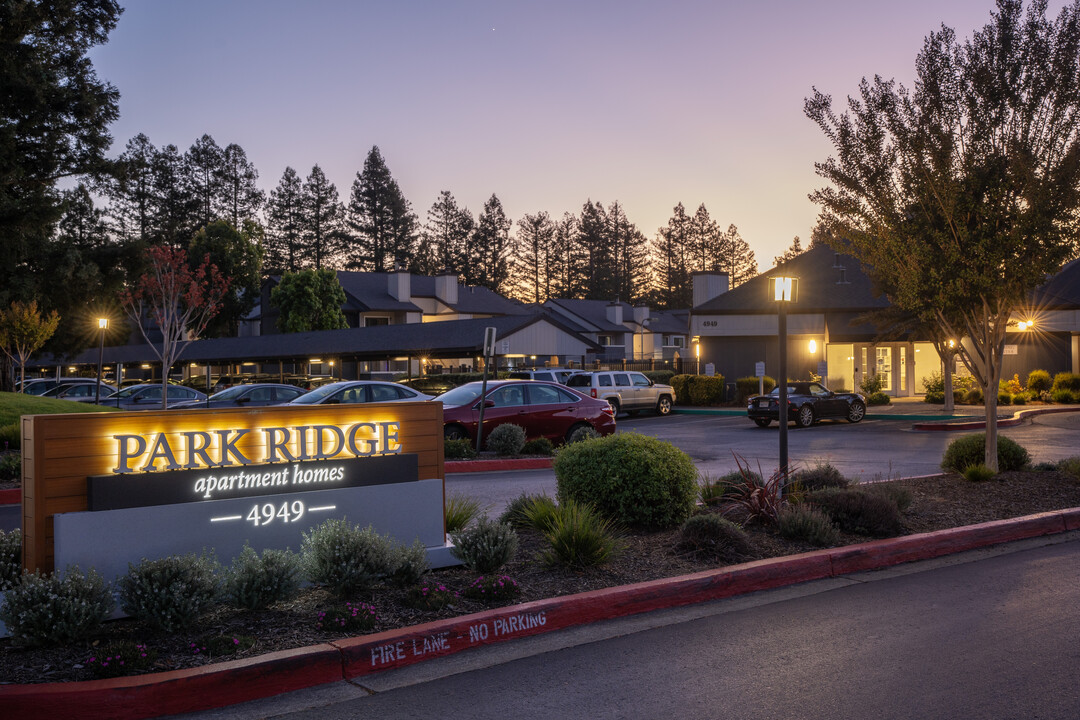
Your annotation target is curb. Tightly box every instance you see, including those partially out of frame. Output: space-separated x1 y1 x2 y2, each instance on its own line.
911 406 1080 431
0 488 18 506
3 507 1079 719
445 458 553 473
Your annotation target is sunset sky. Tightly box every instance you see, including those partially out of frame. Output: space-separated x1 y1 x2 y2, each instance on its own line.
89 0 1044 266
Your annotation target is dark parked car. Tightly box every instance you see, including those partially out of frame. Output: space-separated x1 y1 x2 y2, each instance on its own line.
18 377 100 396
41 381 118 402
287 380 434 405
98 383 207 410
439 380 616 445
171 383 307 409
747 382 866 428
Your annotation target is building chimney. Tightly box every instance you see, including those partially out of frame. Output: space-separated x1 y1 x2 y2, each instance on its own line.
633 304 649 326
692 271 729 308
388 268 411 302
435 272 459 306
606 301 624 325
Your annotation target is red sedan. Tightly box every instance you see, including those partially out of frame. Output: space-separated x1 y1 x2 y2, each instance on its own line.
438 380 616 445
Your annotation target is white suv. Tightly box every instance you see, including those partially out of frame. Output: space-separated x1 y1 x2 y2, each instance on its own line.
506 368 581 384
565 371 675 417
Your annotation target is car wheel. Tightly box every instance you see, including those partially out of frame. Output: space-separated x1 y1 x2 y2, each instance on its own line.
655 396 673 416
565 423 595 444
753 418 771 428
794 404 815 428
444 424 468 442
607 398 620 416
847 401 866 423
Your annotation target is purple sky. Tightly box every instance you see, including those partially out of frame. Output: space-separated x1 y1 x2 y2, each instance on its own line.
89 0 1035 266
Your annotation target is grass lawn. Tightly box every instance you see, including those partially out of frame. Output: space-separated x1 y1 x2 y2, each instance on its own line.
0 390 118 427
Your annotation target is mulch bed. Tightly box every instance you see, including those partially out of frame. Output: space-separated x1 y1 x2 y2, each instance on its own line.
2 469 1079 686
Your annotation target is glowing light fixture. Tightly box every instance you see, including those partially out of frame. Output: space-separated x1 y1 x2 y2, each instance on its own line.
808 339 817 353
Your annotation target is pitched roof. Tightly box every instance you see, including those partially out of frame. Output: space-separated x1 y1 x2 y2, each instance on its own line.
1031 257 1080 309
543 299 633 332
332 272 528 315
694 243 890 314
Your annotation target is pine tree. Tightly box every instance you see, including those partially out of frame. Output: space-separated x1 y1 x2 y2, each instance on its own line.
607 201 649 302
421 191 473 276
689 204 723 272
472 194 513 293
548 212 585 298
773 235 803 267
186 134 223 229
151 143 200 248
653 203 693 308
345 146 417 272
579 201 617 299
104 134 157 246
264 167 306 274
513 211 555 303
301 165 345 269
723 224 758 287
217 143 264 229
59 184 110 249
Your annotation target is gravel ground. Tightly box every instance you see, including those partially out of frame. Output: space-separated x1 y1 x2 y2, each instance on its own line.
1 469 1079 686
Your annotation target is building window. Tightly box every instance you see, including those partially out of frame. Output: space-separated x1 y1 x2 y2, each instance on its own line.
599 335 612 346
670 336 685 348
364 316 390 327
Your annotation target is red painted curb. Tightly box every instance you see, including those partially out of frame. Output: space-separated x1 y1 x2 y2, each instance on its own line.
0 487 19 505
0 644 344 720
445 458 553 473
2 507 1077 719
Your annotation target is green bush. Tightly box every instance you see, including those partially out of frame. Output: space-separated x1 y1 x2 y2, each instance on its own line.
445 493 484 533
998 392 1013 406
540 499 621 570
450 516 518 574
119 554 219 633
486 423 527 455
389 539 430 587
0 423 18 451
735 376 775 404
0 452 19 482
1051 388 1077 404
669 374 693 405
941 433 1031 473
1012 393 1027 406
1055 457 1080 479
499 493 559 532
859 373 886 396
863 482 914 512
924 390 945 404
807 488 903 537
963 387 984 405
1027 369 1053 393
792 463 850 492
222 545 302 611
521 437 555 456
687 375 726 405
0 528 20 591
643 370 676 385
867 391 890 406
0 566 114 646
301 519 395 597
444 438 477 459
777 505 839 547
554 433 697 529
1052 372 1080 393
953 388 966 403
922 370 945 395
565 425 599 443
676 513 753 562
963 464 997 482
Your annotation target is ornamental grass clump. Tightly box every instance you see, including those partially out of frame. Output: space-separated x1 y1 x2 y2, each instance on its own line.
554 433 697 529
676 513 754 562
450 516 518 574
445 493 485 533
221 545 302 611
0 566 114 647
963 464 997 482
719 458 788 526
0 528 20 591
119 554 219 633
941 433 1030 473
777 504 840 547
486 423 527 456
301 519 395 597
540 499 621 570
806 488 902 537
499 492 559 532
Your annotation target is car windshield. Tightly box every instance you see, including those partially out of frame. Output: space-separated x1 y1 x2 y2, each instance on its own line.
288 382 347 404
113 385 148 398
437 384 485 407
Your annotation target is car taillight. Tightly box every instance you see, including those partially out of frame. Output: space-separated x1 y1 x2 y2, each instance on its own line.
603 405 614 417
591 389 597 398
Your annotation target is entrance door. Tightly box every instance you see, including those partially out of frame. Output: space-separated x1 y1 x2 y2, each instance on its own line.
875 347 893 392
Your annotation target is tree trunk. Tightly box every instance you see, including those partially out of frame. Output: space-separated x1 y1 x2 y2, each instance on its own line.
0 355 12 392
984 384 999 472
943 352 955 413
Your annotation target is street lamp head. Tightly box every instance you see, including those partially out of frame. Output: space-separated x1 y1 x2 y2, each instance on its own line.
769 276 798 303
97 318 108 330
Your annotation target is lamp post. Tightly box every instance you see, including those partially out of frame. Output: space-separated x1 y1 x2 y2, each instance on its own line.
771 276 797 481
95 318 108 405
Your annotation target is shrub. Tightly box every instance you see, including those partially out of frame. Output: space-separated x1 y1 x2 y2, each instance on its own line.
497 492 556 529
1052 372 1080 393
963 464 997 482
0 528 20 591
1012 393 1027 406
922 370 945 395
444 438 477 459
554 433 697 529
1027 369 1053 393
301 519 395 597
670 374 693 404
777 505 839 547
924 390 945 404
998 392 1013 406
792 463 850 492
720 462 788 526
462 574 519 603
315 602 379 632
867 391 890 406
953 388 966 403
0 423 18 451
863 482 914 512
450 516 518 573
807 488 903 537
963 387 984 405
389 539 430 587
119 554 219 633
521 437 555 456
541 499 621 570
0 566 114 646
1055 457 1080 479
676 513 754 562
1002 374 1024 395
0 452 19 482
1051 388 1077 404
445 493 484 533
403 583 456 611
859 373 886 396
735 376 775 404
941 433 1030 473
687 375 725 405
643 370 676 385
486 423 527 456
86 641 157 679
222 545 302 611
565 425 599 444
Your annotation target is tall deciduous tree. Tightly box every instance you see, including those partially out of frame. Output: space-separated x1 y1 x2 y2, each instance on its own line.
120 245 229 408
0 301 60 391
188 220 262 337
345 146 418 272
301 165 345 270
806 0 1080 470
270 269 348 333
264 167 306 273
471 194 513 293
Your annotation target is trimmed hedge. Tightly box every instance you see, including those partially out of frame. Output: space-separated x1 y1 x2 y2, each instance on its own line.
735 376 775 404
668 374 726 405
941 433 1030 473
